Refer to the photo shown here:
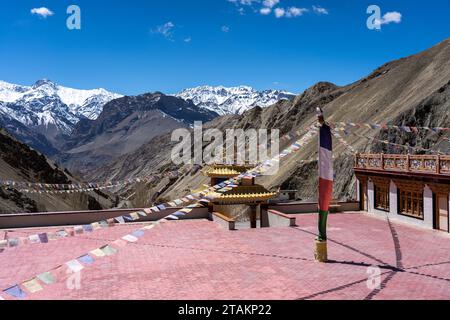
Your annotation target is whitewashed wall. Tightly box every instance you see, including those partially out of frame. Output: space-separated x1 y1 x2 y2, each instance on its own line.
389 180 398 215
368 180 374 212
423 185 434 229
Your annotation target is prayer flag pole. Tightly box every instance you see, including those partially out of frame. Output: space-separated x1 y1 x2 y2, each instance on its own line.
315 107 333 262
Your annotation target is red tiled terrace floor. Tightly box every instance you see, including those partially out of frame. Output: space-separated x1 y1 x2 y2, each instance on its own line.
1 212 450 300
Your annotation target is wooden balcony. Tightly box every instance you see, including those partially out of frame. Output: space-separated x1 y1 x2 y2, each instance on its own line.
355 154 450 176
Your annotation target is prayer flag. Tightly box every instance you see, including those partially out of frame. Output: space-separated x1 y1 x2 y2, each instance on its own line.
122 235 138 243
8 238 19 247
91 222 101 230
101 245 117 256
173 211 186 217
90 248 106 257
74 226 84 235
47 232 58 241
115 216 125 224
66 260 84 273
29 234 41 244
78 254 95 265
137 211 147 217
3 285 26 298
130 212 140 220
83 225 93 232
38 233 49 244
131 230 145 238
22 279 43 293
37 272 56 285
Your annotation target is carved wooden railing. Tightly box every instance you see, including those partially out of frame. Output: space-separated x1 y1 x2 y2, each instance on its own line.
355 154 450 175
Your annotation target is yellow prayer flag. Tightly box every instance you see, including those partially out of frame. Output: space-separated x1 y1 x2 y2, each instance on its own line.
90 248 106 257
22 278 43 293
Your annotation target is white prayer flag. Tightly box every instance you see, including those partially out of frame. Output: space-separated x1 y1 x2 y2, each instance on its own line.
28 234 41 244
122 235 138 243
66 259 84 273
115 216 125 224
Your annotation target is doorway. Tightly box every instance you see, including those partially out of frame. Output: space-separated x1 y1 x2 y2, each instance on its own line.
360 181 368 211
436 194 449 232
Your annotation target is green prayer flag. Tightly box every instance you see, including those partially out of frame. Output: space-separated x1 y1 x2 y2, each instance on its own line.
37 271 56 285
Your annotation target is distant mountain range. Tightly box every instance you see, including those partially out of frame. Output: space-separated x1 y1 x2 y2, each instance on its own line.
57 92 219 173
0 79 122 130
0 80 294 158
175 85 295 115
0 79 122 153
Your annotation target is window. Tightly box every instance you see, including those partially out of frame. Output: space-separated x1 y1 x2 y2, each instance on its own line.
398 189 424 219
374 184 390 212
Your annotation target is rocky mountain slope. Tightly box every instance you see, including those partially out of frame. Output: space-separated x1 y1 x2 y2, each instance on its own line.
0 79 121 153
87 37 450 207
58 92 219 174
0 129 114 213
175 85 295 115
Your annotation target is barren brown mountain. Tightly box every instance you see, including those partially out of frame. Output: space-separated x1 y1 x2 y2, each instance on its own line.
0 129 114 213
76 37 450 207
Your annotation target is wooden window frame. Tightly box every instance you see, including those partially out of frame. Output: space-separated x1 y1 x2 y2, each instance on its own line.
374 184 390 212
397 188 424 220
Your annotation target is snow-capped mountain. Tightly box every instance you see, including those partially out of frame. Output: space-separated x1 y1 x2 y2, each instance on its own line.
174 85 295 115
0 79 122 135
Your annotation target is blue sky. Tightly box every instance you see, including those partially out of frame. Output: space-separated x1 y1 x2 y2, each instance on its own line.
1 1 449 95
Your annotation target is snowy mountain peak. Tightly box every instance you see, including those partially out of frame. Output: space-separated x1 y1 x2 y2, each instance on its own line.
0 79 123 136
175 85 295 115
32 79 57 90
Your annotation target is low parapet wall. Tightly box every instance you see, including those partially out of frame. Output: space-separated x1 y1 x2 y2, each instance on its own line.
211 212 236 231
267 210 296 227
268 201 359 214
0 207 209 229
0 201 360 230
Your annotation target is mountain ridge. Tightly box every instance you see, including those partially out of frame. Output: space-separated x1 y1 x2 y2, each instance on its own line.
175 85 295 115
0 129 113 213
0 79 122 153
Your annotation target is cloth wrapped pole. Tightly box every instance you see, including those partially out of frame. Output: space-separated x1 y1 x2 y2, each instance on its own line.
317 108 333 241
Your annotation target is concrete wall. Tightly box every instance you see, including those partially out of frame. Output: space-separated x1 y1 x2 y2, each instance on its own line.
389 181 398 215
368 180 374 212
267 210 296 227
213 204 252 222
211 212 235 231
423 185 434 229
0 207 209 229
268 201 359 214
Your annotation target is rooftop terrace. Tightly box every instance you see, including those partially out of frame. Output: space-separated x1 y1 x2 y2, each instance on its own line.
2 212 450 300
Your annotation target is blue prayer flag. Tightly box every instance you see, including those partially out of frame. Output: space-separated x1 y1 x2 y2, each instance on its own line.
131 230 145 238
82 225 93 232
78 254 95 265
3 285 26 298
